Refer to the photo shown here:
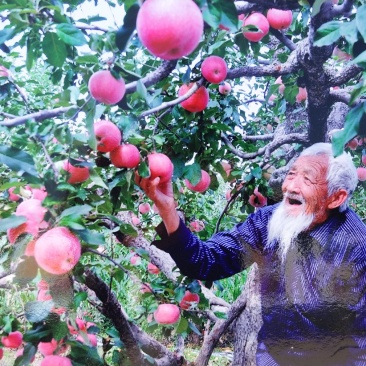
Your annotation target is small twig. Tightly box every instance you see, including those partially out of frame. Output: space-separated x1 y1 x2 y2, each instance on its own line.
138 79 205 119
34 136 60 180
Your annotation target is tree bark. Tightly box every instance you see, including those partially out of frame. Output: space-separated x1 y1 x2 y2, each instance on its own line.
232 263 262 366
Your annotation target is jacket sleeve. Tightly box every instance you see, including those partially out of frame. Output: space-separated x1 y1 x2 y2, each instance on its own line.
152 206 272 281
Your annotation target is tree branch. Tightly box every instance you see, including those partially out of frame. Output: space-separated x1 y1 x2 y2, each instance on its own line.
0 106 75 127
84 268 148 366
125 60 178 94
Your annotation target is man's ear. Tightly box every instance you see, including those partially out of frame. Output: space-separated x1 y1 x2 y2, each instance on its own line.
327 189 348 209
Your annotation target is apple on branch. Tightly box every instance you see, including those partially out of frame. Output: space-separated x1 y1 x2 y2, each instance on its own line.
243 12 270 42
62 160 90 184
178 83 209 113
136 0 203 60
110 143 141 169
88 70 125 105
266 9 293 30
218 81 232 95
94 119 122 153
185 169 211 193
153 304 180 325
34 226 81 275
201 55 228 84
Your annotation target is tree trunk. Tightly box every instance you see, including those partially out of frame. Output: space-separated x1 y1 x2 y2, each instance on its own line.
232 263 262 366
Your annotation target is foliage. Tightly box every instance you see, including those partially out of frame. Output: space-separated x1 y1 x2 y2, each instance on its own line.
1 0 366 364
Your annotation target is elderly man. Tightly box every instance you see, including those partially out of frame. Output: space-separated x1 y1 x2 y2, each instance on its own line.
137 143 366 365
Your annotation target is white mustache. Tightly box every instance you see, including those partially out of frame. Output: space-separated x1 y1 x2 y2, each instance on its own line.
283 192 305 204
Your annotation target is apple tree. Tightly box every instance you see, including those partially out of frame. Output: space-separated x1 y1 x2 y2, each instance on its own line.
0 0 366 365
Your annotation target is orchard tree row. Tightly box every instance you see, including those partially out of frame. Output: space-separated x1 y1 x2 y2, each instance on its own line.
1 0 366 365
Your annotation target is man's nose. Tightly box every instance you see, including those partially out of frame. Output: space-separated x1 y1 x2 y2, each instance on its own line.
283 176 301 193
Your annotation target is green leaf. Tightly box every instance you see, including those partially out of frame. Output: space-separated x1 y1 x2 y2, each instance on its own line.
356 5 366 41
137 160 150 178
75 55 99 64
312 0 327 16
75 228 106 245
0 145 38 177
119 223 138 237
351 50 366 66
89 168 109 189
176 316 188 334
56 23 87 46
42 32 67 67
332 103 364 156
136 79 148 103
14 343 37 366
183 163 202 185
25 301 54 323
188 321 202 336
339 20 358 45
219 1 240 31
0 27 16 44
85 98 97 150
14 256 38 286
314 21 342 47
60 205 92 218
0 215 27 231
115 4 139 52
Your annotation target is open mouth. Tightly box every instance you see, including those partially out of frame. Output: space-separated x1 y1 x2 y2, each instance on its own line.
288 198 302 205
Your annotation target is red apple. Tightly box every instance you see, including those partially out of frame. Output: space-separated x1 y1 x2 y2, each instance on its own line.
138 202 151 214
131 214 141 226
88 70 125 105
189 220 205 232
76 333 97 347
218 81 232 95
148 262 160 274
62 160 90 184
201 56 228 84
266 9 293 30
40 355 72 366
154 304 180 324
94 119 122 153
178 83 209 113
34 227 81 275
347 138 358 150
1 331 23 348
136 0 203 60
147 152 174 183
130 254 141 265
179 290 200 310
185 170 211 192
140 283 152 293
16 198 47 225
357 167 366 181
248 187 267 208
362 151 366 165
0 65 11 78
110 144 140 168
275 76 285 94
220 161 231 177
8 187 21 201
296 87 307 103
243 13 270 42
38 339 59 356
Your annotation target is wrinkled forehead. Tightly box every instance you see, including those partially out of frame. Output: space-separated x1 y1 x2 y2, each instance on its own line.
290 155 329 175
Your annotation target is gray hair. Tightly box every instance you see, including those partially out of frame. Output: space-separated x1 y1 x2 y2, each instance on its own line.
299 143 358 212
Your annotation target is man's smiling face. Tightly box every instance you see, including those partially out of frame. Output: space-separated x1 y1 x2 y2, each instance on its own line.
281 155 331 227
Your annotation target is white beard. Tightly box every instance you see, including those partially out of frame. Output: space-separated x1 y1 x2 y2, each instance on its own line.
267 195 315 263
